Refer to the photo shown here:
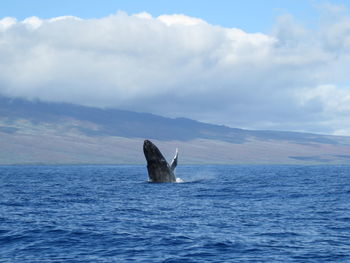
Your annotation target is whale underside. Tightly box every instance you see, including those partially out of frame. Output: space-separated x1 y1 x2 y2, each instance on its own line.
143 140 178 183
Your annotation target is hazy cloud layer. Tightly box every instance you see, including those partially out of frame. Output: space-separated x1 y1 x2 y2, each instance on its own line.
1 5 350 134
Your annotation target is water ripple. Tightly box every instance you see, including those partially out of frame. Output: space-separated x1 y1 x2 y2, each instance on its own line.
0 165 350 262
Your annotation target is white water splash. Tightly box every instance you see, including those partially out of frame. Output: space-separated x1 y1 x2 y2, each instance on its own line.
179 171 217 183
175 177 184 183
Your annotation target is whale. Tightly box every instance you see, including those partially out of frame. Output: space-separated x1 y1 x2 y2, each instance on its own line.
143 140 178 183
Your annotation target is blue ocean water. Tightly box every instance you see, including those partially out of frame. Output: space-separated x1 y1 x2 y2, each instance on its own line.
0 165 349 263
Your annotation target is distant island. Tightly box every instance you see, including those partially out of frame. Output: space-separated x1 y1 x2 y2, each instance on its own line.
1 96 350 165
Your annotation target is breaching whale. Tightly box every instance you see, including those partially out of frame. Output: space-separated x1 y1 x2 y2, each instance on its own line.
143 140 178 183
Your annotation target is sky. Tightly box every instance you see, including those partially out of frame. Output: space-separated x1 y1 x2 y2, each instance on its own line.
0 0 328 32
1 0 350 135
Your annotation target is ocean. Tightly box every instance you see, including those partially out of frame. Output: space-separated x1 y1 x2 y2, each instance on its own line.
0 165 349 262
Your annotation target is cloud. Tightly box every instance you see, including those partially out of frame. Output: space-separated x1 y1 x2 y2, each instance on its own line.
1 6 350 135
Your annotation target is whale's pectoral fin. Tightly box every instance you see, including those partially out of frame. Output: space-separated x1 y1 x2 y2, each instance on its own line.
170 148 178 172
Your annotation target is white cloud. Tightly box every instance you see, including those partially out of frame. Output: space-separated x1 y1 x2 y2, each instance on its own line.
297 84 350 135
298 84 350 113
1 6 350 134
157 14 206 26
48 16 82 23
22 16 43 29
133 12 152 20
0 17 16 31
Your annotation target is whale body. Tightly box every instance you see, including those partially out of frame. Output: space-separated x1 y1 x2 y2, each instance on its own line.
143 140 178 183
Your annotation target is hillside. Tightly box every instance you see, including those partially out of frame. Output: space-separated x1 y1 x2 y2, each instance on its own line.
1 96 350 165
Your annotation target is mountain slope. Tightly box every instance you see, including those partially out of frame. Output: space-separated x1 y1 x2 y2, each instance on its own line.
1 96 350 165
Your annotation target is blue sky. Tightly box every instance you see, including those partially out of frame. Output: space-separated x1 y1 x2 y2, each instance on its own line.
1 1 350 135
1 0 347 32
